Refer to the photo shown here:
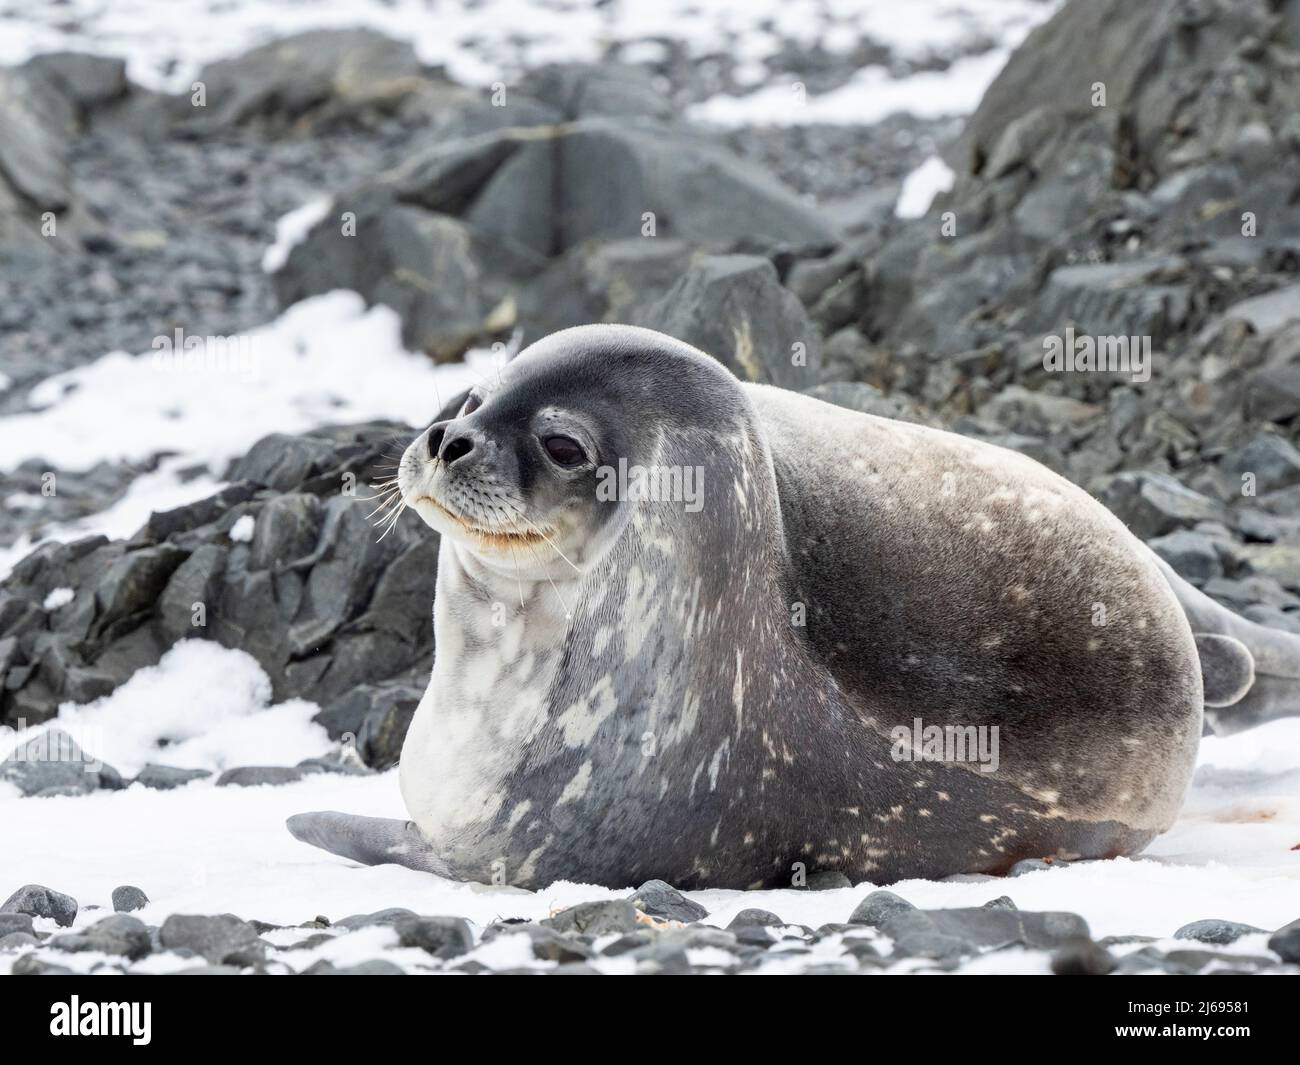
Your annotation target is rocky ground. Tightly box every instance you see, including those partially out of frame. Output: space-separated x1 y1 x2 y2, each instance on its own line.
2 0 1299 975
3 873 1299 975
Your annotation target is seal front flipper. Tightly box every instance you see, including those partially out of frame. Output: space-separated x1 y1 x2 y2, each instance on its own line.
286 811 451 876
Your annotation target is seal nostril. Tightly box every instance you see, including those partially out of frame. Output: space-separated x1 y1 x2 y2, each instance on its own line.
426 426 446 460
441 435 474 465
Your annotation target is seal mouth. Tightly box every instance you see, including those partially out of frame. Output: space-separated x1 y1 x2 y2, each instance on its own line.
413 493 553 550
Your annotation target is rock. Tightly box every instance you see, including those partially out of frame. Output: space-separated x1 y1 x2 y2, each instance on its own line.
806 870 853 891
979 385 1102 436
599 930 656 957
1147 530 1224 585
295 753 370 777
51 914 151 960
24 53 128 113
93 544 188 632
1051 937 1116 975
726 908 786 930
1174 918 1265 945
516 63 674 122
1008 858 1064 877
0 728 123 796
347 683 423 769
1 884 78 927
111 886 149 913
804 382 918 421
0 931 40 951
12 954 75 975
1 423 434 727
637 255 821 389
628 880 708 923
1094 472 1226 540
194 29 432 129
1223 283 1300 334
848 890 917 928
882 907 1090 960
543 900 640 937
278 119 835 357
0 66 73 241
159 914 266 965
1221 434 1300 491
278 203 491 361
982 896 1018 911
630 926 744 968
484 923 593 964
1033 258 1188 345
333 908 418 931
1202 575 1300 612
1236 544 1300 591
215 766 313 788
1267 918 1300 963
1116 946 1277 975
307 959 407 975
133 764 212 790
0 913 36 937
393 914 474 960
1245 365 1300 424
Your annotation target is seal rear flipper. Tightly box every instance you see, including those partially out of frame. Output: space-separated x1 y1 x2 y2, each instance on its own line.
1155 557 1300 733
1194 633 1254 708
286 811 450 876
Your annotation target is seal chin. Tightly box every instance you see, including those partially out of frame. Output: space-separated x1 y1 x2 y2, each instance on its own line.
411 491 552 553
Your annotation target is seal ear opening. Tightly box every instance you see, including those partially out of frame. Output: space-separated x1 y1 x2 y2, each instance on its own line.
1195 633 1255 708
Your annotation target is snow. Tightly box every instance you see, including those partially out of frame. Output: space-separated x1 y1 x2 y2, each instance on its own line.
895 154 957 218
690 48 1023 126
0 0 1058 116
0 459 225 581
228 514 256 543
1 292 491 477
1 641 331 777
0 705 1296 973
0 292 500 578
41 587 74 610
261 198 332 274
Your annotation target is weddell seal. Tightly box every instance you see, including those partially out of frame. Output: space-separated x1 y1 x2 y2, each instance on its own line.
288 325 1300 889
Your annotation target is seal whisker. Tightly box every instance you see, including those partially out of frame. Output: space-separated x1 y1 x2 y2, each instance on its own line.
498 499 582 575
374 500 407 542
365 491 404 521
504 513 573 621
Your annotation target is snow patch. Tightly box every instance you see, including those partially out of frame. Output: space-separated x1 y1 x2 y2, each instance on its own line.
0 641 331 777
229 514 256 543
0 292 493 477
895 154 956 219
42 587 74 610
262 198 332 274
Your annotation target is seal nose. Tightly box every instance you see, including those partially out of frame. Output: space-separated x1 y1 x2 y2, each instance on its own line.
441 435 474 465
424 419 477 465
426 423 447 460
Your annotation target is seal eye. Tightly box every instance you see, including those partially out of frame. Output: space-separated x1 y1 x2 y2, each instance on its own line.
460 394 481 416
543 435 586 467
